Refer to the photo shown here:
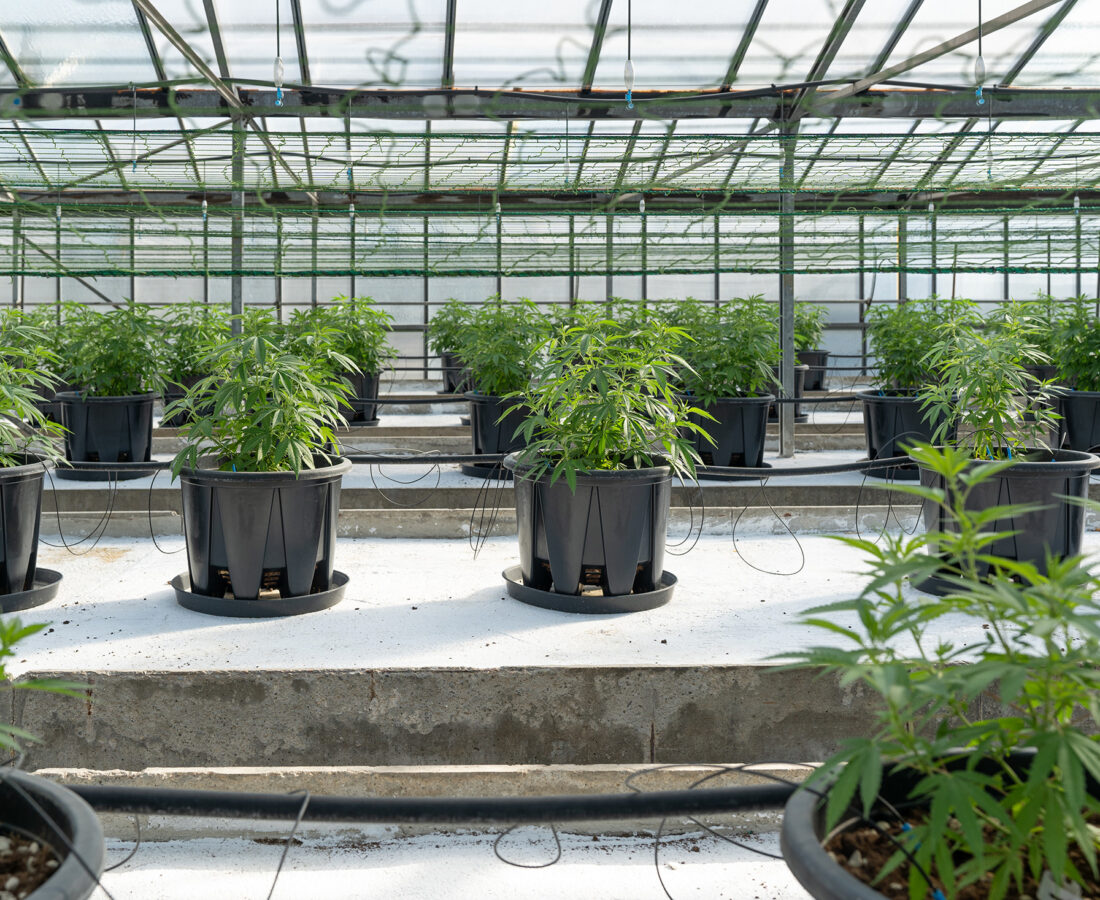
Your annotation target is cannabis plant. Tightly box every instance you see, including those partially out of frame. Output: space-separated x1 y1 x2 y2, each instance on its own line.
508 310 708 489
64 300 163 396
161 302 231 386
167 332 354 476
794 303 827 353
456 299 547 396
866 298 977 391
427 298 474 356
922 310 1059 459
0 312 65 466
677 296 779 404
289 296 395 376
1055 297 1100 391
782 444 1100 900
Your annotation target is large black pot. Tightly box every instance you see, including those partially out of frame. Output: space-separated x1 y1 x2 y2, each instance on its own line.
465 392 529 457
341 370 381 425
504 455 670 599
917 448 1100 593
56 392 155 479
686 395 773 468
782 750 1099 900
798 350 830 392
441 352 472 394
0 456 46 597
1 770 104 900
859 390 952 481
1057 389 1100 453
769 364 809 423
179 457 351 603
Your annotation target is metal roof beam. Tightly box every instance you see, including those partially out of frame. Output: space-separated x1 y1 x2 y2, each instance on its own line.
720 0 768 91
289 0 311 85
442 0 457 89
650 122 676 183
581 0 614 93
130 0 316 202
11 121 49 188
868 0 924 74
789 0 867 119
202 0 231 80
573 121 595 189
6 85 1100 120
614 120 643 191
0 28 29 87
795 119 841 189
810 0 1063 113
498 121 514 190
864 120 920 191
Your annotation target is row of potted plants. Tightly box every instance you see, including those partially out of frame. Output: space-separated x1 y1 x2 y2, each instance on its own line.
3 299 394 480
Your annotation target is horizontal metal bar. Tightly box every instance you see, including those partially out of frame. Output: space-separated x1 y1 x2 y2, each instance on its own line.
3 86 1099 120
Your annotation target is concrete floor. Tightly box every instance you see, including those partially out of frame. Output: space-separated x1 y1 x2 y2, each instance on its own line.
98 830 810 900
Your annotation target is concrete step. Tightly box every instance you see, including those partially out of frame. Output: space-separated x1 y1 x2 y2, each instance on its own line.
17 533 1098 773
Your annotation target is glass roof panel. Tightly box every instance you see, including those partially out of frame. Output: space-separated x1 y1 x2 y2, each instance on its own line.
216 0 305 86
148 0 220 82
0 0 156 87
592 0 758 90
878 0 1044 86
302 0 446 88
732 0 839 87
452 0 591 89
821 0 923 81
1018 1 1100 87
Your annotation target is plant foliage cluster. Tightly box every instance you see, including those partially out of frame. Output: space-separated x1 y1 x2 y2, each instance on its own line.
63 300 164 397
674 296 780 404
288 296 395 377
784 444 1100 900
450 298 549 396
866 298 978 392
508 309 709 488
794 302 828 353
0 310 65 466
1054 297 1100 392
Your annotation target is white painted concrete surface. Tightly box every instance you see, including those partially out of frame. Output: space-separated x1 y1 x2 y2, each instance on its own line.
98 830 811 900
14 532 1099 678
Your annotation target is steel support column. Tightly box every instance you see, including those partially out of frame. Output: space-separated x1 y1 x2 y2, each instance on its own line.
1075 204 1082 296
778 124 797 458
605 214 613 304
10 207 19 308
275 213 283 322
858 215 867 374
1003 216 1011 299
230 118 244 335
129 218 136 301
897 214 908 302
713 215 721 305
423 216 430 378
929 205 937 297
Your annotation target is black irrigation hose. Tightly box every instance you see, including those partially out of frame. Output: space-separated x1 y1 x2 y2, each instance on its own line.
344 452 505 465
703 455 909 478
68 782 796 825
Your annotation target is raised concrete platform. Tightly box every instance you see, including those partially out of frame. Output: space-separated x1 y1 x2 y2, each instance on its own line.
10 533 1100 771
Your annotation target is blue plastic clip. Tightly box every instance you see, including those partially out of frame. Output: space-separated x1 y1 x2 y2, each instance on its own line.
626 89 633 110
276 87 283 107
975 86 985 105
932 891 946 900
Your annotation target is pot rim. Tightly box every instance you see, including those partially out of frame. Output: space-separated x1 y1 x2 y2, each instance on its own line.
0 452 54 481
55 391 158 403
911 446 1100 474
180 455 352 484
503 451 672 483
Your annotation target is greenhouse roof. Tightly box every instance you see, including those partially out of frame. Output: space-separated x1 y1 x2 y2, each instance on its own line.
2 1 1100 277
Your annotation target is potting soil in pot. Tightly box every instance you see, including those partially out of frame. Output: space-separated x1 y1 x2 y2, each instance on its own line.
0 831 61 897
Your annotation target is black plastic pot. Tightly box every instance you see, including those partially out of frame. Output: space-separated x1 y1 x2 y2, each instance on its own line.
686 395 773 468
0 769 104 900
504 455 671 602
341 370 381 425
781 750 1099 900
178 457 351 604
466 393 530 456
441 352 472 394
769 364 809 423
798 350 830 392
56 392 155 479
0 456 46 597
859 390 952 481
1057 389 1100 453
917 448 1100 592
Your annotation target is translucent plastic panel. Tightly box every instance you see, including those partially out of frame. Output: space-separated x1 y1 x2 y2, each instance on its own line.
820 0 921 80
452 0 591 88
0 0 155 87
730 0 840 87
592 0 759 89
303 0 446 87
